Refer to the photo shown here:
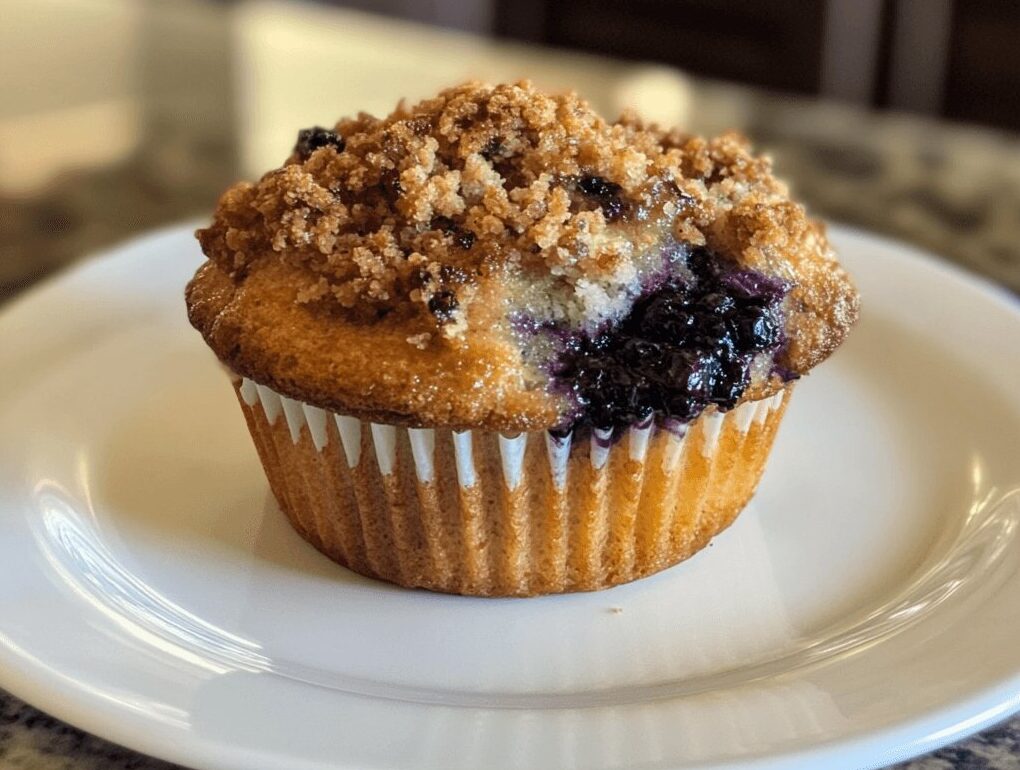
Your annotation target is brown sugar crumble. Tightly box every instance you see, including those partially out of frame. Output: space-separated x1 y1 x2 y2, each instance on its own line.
197 80 797 340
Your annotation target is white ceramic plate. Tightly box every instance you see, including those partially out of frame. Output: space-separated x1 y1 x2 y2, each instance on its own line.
1 224 1019 770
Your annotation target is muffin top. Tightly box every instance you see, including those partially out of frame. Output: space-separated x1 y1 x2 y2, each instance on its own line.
188 80 858 432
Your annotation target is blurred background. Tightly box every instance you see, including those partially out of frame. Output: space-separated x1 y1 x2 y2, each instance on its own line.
3 0 1020 308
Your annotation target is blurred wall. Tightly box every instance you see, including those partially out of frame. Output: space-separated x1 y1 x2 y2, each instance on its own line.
320 0 1020 133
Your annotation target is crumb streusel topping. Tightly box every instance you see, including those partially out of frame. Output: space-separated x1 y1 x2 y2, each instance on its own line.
198 81 785 332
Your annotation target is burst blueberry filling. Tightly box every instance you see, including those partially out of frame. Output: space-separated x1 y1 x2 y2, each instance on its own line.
551 247 791 436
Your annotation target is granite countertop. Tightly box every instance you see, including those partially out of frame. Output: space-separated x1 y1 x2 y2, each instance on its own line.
2 2 1019 768
0 698 180 770
3 696 1018 770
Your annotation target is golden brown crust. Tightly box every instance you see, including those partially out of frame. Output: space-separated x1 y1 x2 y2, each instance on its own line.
188 81 858 430
187 261 561 431
704 200 861 375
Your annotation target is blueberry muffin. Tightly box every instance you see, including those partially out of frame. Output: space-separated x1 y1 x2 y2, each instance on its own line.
186 81 859 596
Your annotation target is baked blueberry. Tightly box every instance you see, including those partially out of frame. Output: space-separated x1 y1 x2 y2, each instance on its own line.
293 126 345 158
548 247 789 435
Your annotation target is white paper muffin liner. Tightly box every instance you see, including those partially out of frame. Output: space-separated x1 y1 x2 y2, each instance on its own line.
232 375 791 596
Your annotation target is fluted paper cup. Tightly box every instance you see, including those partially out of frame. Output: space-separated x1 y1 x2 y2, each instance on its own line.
231 375 791 596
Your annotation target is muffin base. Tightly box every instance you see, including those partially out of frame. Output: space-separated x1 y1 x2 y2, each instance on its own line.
234 379 790 596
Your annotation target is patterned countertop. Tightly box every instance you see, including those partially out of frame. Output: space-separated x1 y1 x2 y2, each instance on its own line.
4 690 1017 770
2 3 1019 769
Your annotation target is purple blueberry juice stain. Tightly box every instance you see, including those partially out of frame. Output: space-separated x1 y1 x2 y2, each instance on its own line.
511 241 692 359
548 246 790 437
575 175 628 221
